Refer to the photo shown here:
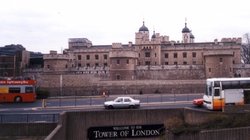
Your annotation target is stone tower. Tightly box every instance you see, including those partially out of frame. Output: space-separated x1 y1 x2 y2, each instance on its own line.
109 43 138 80
182 21 195 43
135 21 150 44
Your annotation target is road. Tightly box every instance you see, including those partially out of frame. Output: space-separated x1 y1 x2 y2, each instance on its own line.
0 93 202 112
0 93 203 123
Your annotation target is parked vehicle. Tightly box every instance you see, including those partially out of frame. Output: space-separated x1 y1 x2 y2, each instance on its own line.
104 97 140 109
193 98 204 107
203 77 250 110
0 80 37 103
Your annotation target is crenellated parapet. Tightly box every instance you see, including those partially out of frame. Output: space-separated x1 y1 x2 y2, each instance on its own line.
221 37 242 44
109 49 138 58
43 54 72 60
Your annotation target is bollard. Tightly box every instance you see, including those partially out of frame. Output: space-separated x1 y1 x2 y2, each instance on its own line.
42 99 47 108
102 91 106 97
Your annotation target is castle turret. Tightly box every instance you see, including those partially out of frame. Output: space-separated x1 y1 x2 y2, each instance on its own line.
182 20 195 43
135 21 150 44
109 43 138 80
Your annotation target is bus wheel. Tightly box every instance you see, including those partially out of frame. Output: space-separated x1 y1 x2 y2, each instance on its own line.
14 96 22 103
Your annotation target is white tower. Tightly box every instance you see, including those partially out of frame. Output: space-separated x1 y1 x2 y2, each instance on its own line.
182 21 191 43
135 21 149 44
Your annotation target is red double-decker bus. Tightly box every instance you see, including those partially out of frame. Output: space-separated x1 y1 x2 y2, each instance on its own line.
0 80 36 103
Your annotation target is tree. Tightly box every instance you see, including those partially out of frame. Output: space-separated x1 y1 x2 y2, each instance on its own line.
241 33 250 64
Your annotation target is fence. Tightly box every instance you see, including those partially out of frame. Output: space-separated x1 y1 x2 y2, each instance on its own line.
0 113 59 123
41 93 203 108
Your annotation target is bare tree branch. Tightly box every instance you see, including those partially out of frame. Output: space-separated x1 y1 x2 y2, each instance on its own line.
241 33 250 64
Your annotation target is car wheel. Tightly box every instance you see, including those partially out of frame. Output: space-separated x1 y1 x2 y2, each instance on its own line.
108 105 113 109
14 96 22 103
129 105 135 109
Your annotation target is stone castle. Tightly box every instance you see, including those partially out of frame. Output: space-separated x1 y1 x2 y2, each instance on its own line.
24 21 250 95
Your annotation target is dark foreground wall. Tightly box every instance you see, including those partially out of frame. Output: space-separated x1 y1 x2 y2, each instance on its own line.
46 108 250 140
0 123 57 139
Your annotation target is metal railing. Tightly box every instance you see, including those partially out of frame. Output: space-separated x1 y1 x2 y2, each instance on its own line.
0 113 59 123
42 93 203 108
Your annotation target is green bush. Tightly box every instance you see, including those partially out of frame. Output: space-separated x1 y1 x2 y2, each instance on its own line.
165 117 200 135
166 113 250 135
36 88 50 99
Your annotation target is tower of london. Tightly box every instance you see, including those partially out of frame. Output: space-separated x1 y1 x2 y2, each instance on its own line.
23 21 249 96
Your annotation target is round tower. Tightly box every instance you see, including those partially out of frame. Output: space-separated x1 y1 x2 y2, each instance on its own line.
109 44 138 80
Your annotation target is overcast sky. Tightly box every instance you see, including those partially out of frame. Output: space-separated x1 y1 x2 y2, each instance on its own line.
0 0 250 53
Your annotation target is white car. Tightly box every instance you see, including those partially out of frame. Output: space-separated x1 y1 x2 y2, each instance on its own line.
104 97 140 109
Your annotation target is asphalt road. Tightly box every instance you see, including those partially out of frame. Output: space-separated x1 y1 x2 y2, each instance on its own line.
0 93 202 112
0 93 204 123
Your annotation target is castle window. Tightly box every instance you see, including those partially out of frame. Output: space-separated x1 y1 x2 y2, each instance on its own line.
86 55 90 60
183 52 187 58
78 55 81 60
233 60 235 64
174 53 178 58
95 55 99 60
86 63 90 67
165 53 168 58
127 59 129 64
117 59 120 64
183 61 187 65
104 63 108 67
209 68 211 72
219 58 223 63
145 52 150 57
47 65 50 69
192 52 196 58
165 62 168 65
78 63 81 67
145 61 150 65
155 53 157 57
104 54 108 59
174 62 177 65
116 75 121 80
95 63 99 67
139 53 140 57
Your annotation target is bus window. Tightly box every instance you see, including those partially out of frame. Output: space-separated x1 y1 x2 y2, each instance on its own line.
206 81 212 96
214 89 220 96
205 86 208 95
222 81 231 89
231 81 240 89
208 85 212 96
214 81 220 87
240 80 250 88
9 87 21 93
25 87 33 93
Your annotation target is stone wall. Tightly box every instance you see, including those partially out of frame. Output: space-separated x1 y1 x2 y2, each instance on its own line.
37 78 205 96
23 64 250 96
136 65 205 80
45 108 250 140
233 64 250 77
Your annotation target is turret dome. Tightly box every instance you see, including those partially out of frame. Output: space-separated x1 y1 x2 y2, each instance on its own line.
151 31 156 38
190 33 195 39
182 23 190 33
139 21 149 32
